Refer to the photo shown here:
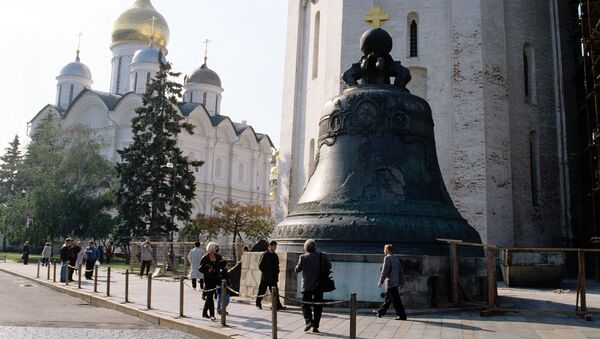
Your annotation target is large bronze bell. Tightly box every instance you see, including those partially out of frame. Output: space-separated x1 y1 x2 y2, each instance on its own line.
274 28 482 255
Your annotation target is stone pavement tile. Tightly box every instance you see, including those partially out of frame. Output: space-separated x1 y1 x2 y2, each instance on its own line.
5 261 600 339
392 320 412 338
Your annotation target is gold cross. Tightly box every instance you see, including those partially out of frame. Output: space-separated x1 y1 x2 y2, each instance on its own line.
203 38 211 65
149 16 158 44
365 5 389 28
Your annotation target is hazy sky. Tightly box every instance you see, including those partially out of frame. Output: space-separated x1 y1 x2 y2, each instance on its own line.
0 0 288 152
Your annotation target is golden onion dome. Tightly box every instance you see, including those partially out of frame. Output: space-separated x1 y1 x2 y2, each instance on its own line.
111 0 169 50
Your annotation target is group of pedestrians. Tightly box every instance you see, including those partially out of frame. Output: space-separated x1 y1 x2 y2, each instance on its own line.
57 238 100 282
184 238 407 333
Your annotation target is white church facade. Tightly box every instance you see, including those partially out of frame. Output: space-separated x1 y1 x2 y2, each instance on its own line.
277 0 581 248
30 0 274 221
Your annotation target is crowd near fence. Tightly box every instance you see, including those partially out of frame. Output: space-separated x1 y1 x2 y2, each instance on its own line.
6 238 600 338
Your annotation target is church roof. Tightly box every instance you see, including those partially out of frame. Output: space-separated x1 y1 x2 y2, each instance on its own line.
35 89 273 148
111 0 169 50
58 60 92 80
186 64 222 87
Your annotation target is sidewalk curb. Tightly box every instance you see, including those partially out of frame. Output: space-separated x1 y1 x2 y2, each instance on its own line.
0 267 232 339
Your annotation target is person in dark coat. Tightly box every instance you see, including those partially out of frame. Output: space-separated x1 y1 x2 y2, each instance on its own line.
199 242 221 321
255 240 284 310
59 238 71 282
375 244 407 320
68 240 80 282
84 241 98 280
296 239 332 334
21 241 30 265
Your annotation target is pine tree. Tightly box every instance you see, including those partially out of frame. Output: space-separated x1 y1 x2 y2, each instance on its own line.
117 55 203 239
0 135 23 203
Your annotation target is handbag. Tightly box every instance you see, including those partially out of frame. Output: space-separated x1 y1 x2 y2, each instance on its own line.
318 253 336 292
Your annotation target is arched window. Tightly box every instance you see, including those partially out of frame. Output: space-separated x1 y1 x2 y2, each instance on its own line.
146 72 151 85
57 84 63 107
69 84 74 103
190 92 193 103
203 92 207 106
134 73 138 92
409 20 418 57
523 44 537 104
308 139 315 174
312 11 321 79
215 96 219 113
116 57 122 93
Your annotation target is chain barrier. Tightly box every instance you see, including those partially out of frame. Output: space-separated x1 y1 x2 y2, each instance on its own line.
66 264 96 273
225 286 271 299
278 294 351 306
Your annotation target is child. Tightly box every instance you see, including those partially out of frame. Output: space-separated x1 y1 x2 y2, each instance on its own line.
216 260 231 315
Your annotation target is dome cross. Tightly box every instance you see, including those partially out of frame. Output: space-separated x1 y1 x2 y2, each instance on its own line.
148 15 158 45
75 32 83 61
203 38 211 66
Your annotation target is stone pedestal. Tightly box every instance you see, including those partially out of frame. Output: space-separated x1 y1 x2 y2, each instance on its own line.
501 252 565 288
240 251 487 308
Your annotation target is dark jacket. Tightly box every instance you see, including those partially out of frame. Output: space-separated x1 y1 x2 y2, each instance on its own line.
22 245 30 255
295 251 332 292
199 253 222 288
59 244 70 261
258 250 280 284
69 245 80 264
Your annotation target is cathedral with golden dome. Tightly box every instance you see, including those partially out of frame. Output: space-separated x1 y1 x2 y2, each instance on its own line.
30 0 274 220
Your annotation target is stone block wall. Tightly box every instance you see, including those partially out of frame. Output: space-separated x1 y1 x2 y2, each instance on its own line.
239 251 487 309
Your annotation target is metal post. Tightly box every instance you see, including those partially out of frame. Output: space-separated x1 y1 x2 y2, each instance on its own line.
271 286 278 339
107 266 111 296
577 250 588 316
53 262 56 282
47 261 51 280
449 242 459 304
78 265 82 289
350 293 357 339
147 274 152 309
37 261 40 278
125 269 129 303
220 279 227 326
94 265 98 293
179 276 184 317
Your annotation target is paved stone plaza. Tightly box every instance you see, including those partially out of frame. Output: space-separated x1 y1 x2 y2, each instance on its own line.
1 260 600 338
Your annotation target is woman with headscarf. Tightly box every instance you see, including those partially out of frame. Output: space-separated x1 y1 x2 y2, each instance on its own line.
199 242 221 321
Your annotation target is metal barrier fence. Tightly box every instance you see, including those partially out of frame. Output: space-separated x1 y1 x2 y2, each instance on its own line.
30 260 358 338
438 239 600 321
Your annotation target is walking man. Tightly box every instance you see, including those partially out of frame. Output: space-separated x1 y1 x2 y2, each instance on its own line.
375 244 407 320
295 239 331 334
21 241 30 265
84 241 98 280
187 241 204 289
256 240 284 310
